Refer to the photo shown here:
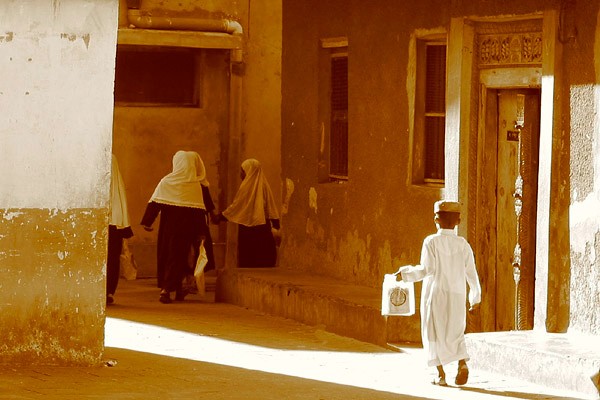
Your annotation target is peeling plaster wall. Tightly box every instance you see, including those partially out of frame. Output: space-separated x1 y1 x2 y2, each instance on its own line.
0 1 116 210
568 4 600 336
0 210 108 364
0 1 118 364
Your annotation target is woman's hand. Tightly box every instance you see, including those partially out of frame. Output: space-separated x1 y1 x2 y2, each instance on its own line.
213 213 227 224
142 225 153 232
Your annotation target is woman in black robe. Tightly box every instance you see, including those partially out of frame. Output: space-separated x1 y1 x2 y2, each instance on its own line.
141 150 211 303
218 159 280 268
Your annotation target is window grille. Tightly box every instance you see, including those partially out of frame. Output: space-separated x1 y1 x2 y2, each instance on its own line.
114 47 201 107
423 44 446 182
330 55 348 179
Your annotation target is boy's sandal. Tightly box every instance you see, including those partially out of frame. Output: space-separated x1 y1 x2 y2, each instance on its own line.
455 364 469 386
432 376 447 386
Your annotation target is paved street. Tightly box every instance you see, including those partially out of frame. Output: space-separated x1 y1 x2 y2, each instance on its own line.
0 277 593 400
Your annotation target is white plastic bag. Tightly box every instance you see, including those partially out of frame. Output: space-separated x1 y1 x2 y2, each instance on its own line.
194 241 208 297
119 239 137 280
381 274 415 316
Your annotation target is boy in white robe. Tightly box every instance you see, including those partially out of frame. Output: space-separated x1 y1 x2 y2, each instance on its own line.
398 200 481 386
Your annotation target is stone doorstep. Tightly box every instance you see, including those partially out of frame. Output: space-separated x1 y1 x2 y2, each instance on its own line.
466 330 600 398
215 267 422 348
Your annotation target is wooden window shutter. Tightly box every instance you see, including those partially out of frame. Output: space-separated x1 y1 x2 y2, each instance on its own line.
424 44 446 182
330 55 348 178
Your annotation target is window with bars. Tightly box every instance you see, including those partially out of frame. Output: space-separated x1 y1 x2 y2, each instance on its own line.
114 46 202 107
412 39 447 185
330 54 348 179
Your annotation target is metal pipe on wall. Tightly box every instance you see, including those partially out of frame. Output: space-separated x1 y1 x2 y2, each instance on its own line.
127 10 243 35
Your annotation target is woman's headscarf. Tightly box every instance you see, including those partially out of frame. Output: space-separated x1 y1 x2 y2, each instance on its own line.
110 154 131 229
222 159 279 227
150 150 209 209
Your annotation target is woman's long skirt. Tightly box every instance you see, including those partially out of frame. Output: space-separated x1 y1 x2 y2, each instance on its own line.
237 222 277 268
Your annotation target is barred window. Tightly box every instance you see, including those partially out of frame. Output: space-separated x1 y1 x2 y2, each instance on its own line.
114 46 202 107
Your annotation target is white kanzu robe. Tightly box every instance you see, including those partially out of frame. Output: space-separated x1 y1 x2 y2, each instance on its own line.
401 229 482 367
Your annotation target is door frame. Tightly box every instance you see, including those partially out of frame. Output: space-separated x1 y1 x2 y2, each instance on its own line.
446 11 562 332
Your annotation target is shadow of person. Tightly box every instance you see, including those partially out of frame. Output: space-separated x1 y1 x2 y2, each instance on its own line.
459 385 586 400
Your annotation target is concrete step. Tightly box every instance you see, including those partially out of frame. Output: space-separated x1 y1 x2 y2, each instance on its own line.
215 267 600 398
466 330 600 398
215 267 421 348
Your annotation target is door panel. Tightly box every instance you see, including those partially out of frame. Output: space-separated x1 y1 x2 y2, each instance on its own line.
496 90 520 331
477 88 540 332
476 88 499 333
515 92 540 330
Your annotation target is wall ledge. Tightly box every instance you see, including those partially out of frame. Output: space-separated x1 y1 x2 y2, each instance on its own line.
117 28 242 49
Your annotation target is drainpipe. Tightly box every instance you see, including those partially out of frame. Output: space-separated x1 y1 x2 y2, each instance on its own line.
127 10 243 35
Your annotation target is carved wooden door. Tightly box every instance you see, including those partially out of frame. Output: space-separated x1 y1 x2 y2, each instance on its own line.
495 89 540 331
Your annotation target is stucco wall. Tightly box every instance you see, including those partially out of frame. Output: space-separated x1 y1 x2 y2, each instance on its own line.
282 0 600 337
568 4 600 336
0 0 118 364
281 1 451 288
241 0 282 206
281 0 553 291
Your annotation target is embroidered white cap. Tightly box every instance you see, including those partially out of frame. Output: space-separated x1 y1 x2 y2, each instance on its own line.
434 200 461 213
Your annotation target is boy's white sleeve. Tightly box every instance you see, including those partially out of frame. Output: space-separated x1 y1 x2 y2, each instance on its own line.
465 244 482 306
400 265 425 282
400 239 432 282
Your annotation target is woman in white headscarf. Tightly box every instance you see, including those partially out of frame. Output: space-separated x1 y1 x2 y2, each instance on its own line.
141 150 214 303
107 154 133 305
218 159 280 268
